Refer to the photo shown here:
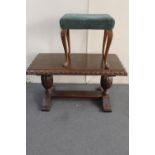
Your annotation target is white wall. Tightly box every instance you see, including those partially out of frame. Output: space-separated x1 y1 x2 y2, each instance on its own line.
26 0 89 83
87 0 129 84
26 0 128 84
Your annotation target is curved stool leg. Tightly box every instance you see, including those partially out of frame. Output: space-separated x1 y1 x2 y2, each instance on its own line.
101 30 108 68
102 29 113 69
66 29 71 62
102 30 108 56
61 29 69 67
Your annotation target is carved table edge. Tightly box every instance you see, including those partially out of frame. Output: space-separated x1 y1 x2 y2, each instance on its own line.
26 69 127 76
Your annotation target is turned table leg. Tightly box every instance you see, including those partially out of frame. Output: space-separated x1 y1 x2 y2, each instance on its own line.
41 75 53 111
100 75 113 112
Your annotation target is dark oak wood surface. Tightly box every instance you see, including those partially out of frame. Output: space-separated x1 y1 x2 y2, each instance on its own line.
27 53 127 112
51 90 103 98
26 53 127 76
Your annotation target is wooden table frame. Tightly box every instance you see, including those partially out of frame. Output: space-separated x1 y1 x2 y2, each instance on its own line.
40 74 113 112
27 53 127 112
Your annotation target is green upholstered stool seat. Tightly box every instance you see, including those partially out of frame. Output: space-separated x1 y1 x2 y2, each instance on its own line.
60 13 115 30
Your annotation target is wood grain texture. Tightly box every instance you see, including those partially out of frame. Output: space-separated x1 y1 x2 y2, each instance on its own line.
27 53 127 112
26 53 127 76
51 90 103 98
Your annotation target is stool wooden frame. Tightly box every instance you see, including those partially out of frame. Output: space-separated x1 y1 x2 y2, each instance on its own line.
61 29 113 68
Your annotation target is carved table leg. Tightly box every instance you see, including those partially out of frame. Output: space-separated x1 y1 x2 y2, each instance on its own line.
100 76 113 112
41 75 53 111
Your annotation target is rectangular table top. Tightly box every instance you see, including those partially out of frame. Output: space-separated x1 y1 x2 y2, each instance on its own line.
26 53 127 76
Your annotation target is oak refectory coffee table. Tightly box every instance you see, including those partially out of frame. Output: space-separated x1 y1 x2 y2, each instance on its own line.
26 53 127 112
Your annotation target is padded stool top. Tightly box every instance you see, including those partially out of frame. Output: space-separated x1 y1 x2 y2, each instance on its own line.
60 13 115 30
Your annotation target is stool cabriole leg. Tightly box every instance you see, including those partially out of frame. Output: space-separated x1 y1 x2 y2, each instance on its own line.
66 29 71 62
102 30 108 57
61 29 69 67
100 75 113 112
41 75 53 111
102 29 113 69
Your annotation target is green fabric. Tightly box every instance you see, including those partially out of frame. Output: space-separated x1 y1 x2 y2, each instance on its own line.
60 14 115 30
